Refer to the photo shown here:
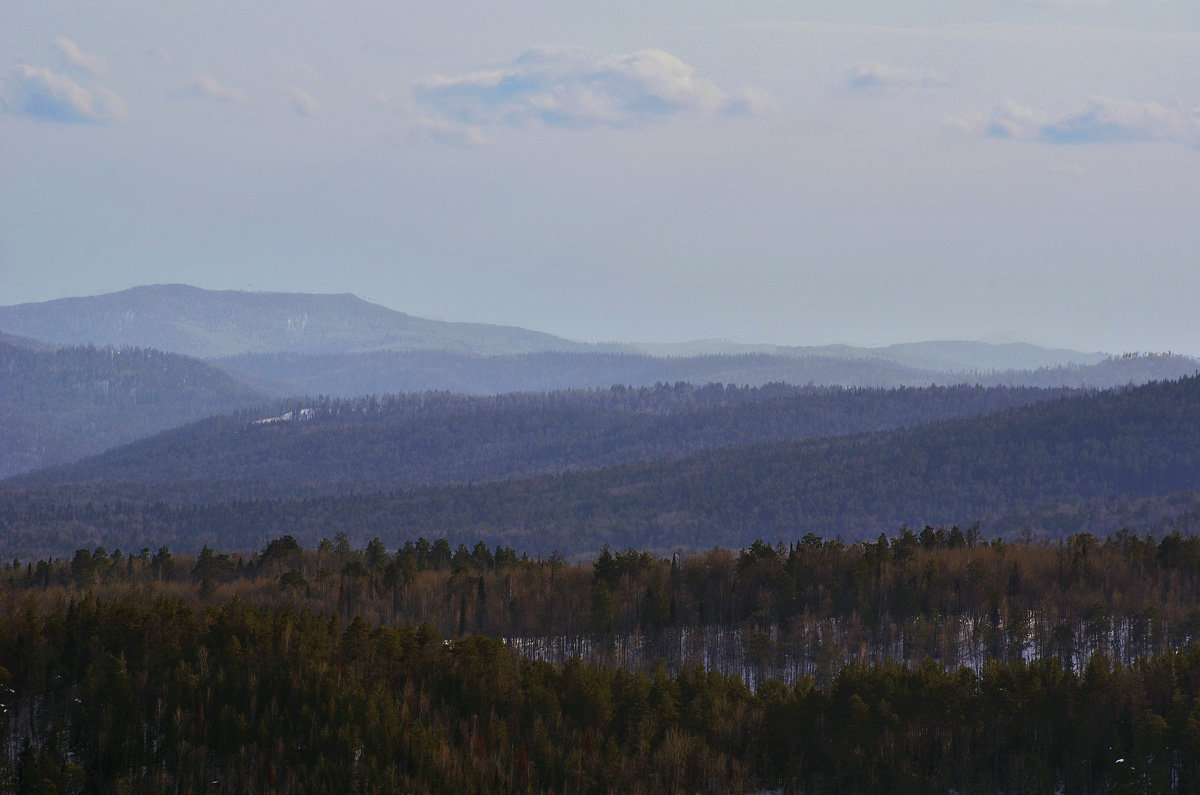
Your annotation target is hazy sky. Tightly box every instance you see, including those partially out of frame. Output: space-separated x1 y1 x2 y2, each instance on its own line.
2 1 1199 353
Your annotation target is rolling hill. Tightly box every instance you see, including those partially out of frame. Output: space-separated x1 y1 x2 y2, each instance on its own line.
0 339 264 478
3 375 1198 559
6 383 1080 498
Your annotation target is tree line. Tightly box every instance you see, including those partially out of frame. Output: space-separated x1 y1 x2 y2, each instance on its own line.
10 529 1200 672
5 579 1200 791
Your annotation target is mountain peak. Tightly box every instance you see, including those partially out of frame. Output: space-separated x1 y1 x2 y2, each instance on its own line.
0 284 583 359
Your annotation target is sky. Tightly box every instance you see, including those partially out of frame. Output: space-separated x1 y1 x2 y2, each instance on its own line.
2 1 1199 354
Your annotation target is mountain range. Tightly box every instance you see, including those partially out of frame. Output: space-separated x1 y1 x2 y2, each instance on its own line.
2 284 1199 560
0 284 1109 369
4 284 1194 400
0 284 589 358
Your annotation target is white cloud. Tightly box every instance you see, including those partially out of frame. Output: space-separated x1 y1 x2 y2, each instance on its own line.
957 98 1200 147
410 117 489 148
724 87 779 115
175 74 248 103
414 47 769 130
1039 99 1200 146
54 38 106 76
985 100 1047 139
941 111 986 137
1 65 125 124
284 84 322 116
844 62 944 92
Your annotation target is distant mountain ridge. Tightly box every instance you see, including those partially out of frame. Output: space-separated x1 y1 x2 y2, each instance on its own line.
212 350 952 397
1 285 1116 372
627 339 1108 371
214 349 1199 398
0 284 590 358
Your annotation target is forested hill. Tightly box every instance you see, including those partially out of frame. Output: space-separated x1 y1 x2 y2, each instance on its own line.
6 383 1079 498
0 284 589 358
0 340 264 478
213 348 1198 398
213 349 948 397
971 353 1200 388
0 331 54 351
4 376 1199 559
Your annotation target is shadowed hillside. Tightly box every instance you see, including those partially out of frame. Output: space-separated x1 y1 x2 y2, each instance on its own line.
7 383 1078 497
3 376 1199 559
0 340 264 477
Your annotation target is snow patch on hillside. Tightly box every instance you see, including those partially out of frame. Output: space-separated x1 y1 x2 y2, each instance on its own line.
253 407 316 425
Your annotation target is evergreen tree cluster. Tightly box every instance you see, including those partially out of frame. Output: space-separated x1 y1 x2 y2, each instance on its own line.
4 582 1200 792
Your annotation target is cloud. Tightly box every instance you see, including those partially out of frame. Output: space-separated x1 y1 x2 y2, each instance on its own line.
844 62 944 92
941 111 986 137
414 46 769 130
985 100 1047 139
1039 99 1200 146
724 87 779 115
410 117 489 148
284 84 322 116
1 65 126 123
948 98 1200 148
175 74 248 103
54 38 106 75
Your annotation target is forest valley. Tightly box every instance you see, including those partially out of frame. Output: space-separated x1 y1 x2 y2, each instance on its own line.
5 529 1200 792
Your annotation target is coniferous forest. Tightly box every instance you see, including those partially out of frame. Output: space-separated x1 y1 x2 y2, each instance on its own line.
6 532 1200 792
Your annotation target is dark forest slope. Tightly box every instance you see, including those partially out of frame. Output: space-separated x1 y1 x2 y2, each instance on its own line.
4 377 1199 558
0 340 264 477
7 383 1078 497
